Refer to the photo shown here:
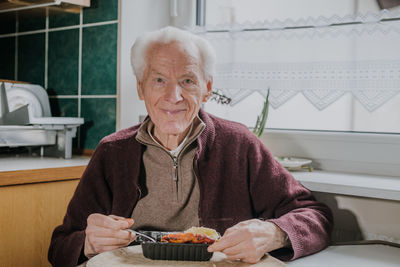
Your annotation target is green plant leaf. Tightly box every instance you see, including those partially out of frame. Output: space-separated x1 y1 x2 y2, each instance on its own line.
253 88 270 137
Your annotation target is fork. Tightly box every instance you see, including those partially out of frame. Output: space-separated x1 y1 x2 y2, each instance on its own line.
126 229 157 243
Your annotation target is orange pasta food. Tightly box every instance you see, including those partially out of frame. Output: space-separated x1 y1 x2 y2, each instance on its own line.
161 227 220 244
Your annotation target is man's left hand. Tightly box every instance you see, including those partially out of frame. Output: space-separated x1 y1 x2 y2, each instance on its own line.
207 219 289 263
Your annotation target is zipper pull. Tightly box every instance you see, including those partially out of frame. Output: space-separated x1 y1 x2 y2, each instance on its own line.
173 157 178 181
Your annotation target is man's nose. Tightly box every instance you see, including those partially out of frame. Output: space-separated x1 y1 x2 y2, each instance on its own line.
164 83 183 103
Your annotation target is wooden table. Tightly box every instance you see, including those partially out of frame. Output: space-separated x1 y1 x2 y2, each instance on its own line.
86 245 286 267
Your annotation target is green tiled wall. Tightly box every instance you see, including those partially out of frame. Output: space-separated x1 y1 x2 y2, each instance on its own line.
81 98 116 149
49 10 80 28
18 33 45 86
0 37 15 80
48 29 79 95
0 0 119 150
83 0 118 24
0 12 16 34
49 98 79 117
82 24 117 95
19 9 46 32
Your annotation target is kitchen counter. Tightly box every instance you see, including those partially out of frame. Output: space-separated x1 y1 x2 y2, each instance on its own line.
0 154 90 186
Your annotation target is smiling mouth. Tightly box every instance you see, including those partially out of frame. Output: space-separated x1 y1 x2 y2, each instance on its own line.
162 109 186 115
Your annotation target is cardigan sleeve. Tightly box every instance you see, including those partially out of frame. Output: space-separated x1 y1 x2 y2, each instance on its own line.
247 137 333 261
48 142 113 267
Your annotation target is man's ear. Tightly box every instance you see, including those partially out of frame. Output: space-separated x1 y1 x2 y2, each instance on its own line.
203 78 213 102
137 79 144 100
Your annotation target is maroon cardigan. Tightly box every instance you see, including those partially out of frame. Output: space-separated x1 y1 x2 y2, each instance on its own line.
48 110 333 266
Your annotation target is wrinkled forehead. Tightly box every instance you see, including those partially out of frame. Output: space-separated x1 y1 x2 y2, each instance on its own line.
145 41 202 69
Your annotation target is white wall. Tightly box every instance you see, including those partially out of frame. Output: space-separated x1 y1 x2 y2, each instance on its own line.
314 192 400 243
119 0 196 130
120 0 170 130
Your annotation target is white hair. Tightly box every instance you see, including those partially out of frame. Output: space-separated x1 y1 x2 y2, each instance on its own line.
130 26 216 82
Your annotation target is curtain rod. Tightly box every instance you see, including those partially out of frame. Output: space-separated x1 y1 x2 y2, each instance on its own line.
199 17 400 34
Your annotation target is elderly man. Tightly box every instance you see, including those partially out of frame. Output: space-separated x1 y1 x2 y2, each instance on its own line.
48 27 333 266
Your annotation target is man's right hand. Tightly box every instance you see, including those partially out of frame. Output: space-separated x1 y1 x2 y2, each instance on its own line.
84 214 135 258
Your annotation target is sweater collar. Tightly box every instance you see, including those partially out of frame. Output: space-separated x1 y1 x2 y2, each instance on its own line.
135 115 205 156
131 109 216 160
196 109 216 160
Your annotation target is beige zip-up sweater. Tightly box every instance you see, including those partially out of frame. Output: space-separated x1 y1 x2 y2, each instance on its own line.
131 117 205 231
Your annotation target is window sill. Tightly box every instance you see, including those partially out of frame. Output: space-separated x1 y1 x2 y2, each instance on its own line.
260 129 400 177
291 170 400 201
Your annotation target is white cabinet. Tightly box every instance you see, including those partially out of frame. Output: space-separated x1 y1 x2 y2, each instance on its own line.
0 0 90 14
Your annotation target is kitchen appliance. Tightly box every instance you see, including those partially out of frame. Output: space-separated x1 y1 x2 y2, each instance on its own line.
0 81 83 159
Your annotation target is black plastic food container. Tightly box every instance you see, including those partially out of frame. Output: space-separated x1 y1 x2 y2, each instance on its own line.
141 242 213 261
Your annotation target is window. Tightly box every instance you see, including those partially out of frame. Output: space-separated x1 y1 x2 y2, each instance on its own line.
199 0 400 134
192 0 400 177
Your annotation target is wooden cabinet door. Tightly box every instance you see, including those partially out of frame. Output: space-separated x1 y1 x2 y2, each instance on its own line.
0 179 79 267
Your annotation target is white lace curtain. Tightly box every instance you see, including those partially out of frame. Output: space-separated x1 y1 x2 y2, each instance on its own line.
191 10 400 111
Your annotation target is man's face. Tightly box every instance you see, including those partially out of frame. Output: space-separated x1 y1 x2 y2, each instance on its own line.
137 42 212 137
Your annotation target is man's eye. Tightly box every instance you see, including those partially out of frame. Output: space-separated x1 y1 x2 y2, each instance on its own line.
156 78 163 83
183 79 193 84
